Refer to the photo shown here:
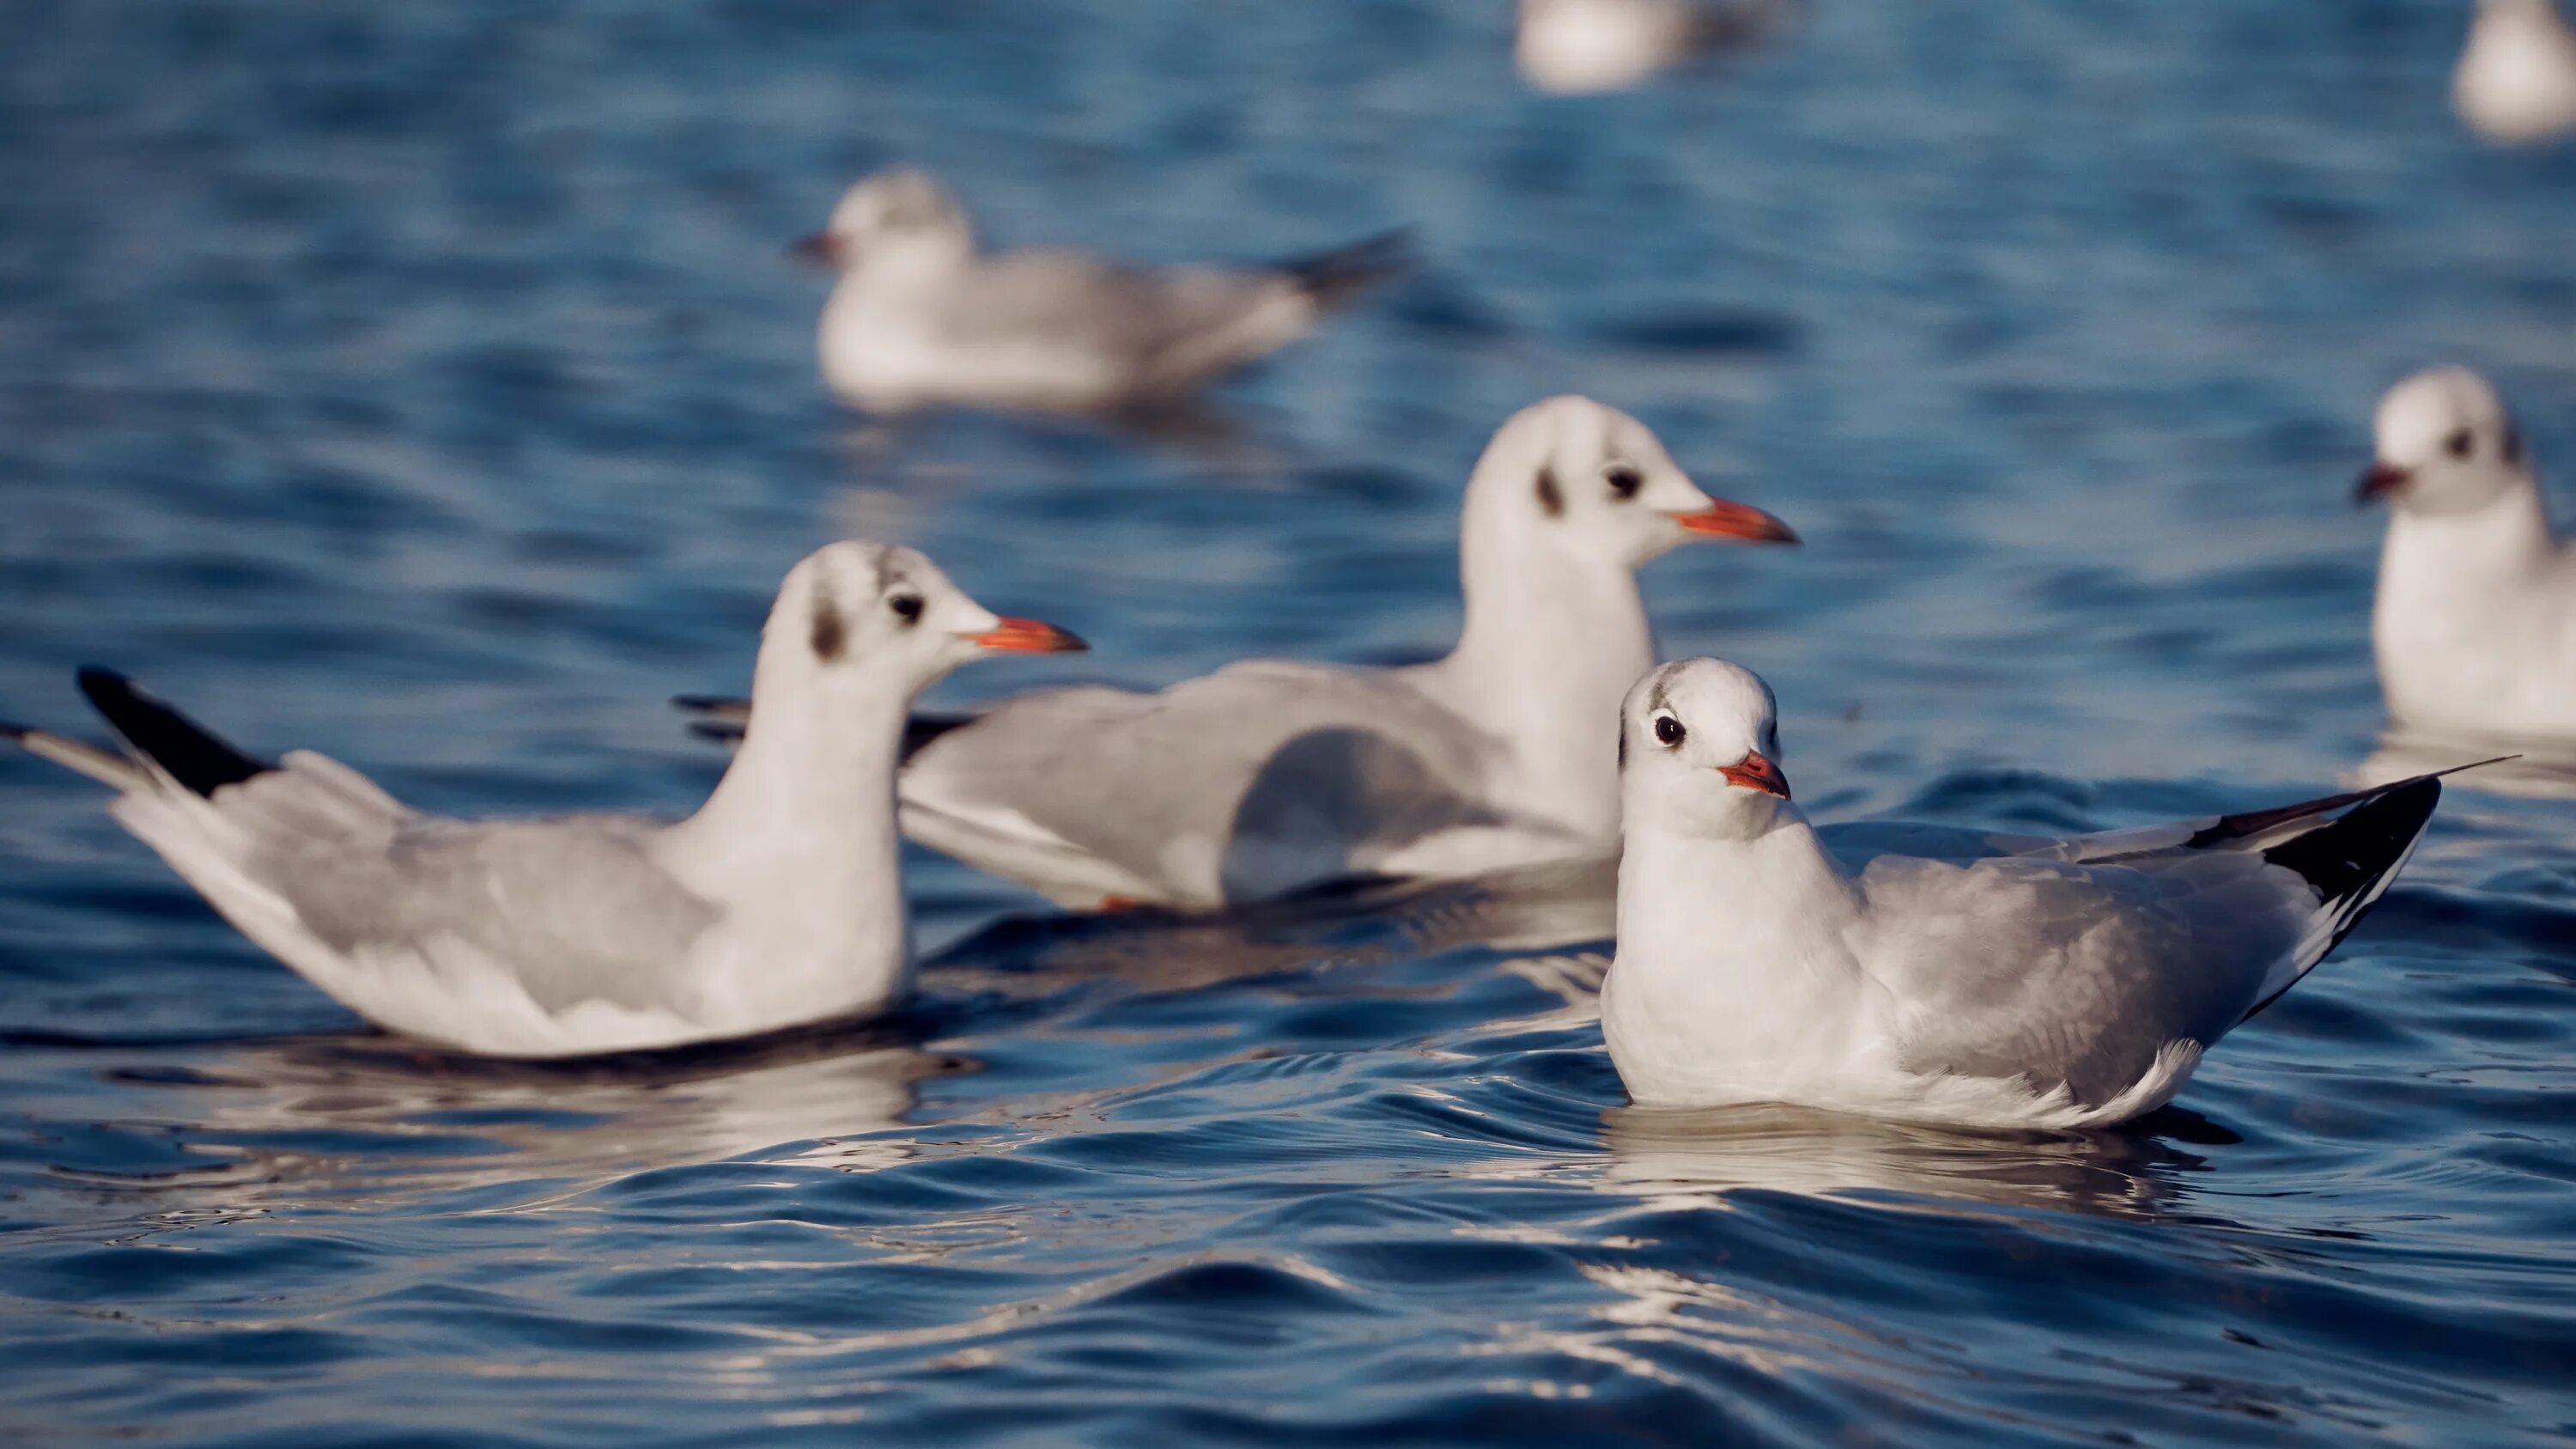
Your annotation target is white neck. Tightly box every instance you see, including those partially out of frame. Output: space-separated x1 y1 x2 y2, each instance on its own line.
2377 482 2561 636
1601 808 1874 1105
663 674 913 1025
1425 496 1658 843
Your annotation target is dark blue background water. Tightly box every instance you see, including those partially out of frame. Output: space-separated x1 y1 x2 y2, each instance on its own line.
4 2 2574 1443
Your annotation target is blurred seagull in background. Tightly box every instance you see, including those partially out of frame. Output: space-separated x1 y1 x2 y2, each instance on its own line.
682 397 1797 910
3 543 1084 1057
2455 0 2576 144
1514 0 1787 94
795 167 1409 416
2357 368 2575 741
1601 658 2464 1129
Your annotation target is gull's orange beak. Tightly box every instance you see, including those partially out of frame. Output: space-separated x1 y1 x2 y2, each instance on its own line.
1716 750 1791 800
1670 499 1800 545
2355 461 2409 505
967 617 1088 654
787 232 842 267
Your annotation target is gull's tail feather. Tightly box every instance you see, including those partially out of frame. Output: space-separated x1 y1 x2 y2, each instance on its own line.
1279 228 1413 313
3 721 151 793
76 668 273 798
2236 767 2464 1022
671 694 975 763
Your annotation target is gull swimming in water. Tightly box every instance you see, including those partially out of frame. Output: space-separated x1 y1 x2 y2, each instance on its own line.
2357 367 2574 742
2455 0 2576 145
1514 0 1786 94
1601 658 2460 1129
3 542 1084 1058
797 167 1407 416
681 397 1796 910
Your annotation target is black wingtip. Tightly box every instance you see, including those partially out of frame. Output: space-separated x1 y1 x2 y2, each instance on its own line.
671 694 736 714
75 667 272 798
1284 228 1415 311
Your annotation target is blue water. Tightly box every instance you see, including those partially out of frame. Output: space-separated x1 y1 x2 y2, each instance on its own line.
5 2 2575 1443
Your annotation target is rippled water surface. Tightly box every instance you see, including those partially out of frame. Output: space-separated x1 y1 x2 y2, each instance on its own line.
6 3 2576 1443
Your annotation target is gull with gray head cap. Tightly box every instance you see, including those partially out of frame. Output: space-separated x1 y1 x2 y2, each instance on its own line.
1603 658 2464 1128
795 166 1408 416
682 397 1796 910
3 541 1084 1058
2355 367 2574 742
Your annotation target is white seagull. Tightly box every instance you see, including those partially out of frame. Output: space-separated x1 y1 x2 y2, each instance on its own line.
3 542 1084 1058
2455 0 2576 145
1514 0 1784 95
682 397 1797 911
2358 367 2575 742
796 167 1407 416
1601 658 2460 1129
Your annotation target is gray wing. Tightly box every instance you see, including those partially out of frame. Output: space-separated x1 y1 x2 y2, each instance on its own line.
254 809 720 1017
944 235 1400 392
899 661 1517 901
40 669 719 1023
1859 774 2445 1106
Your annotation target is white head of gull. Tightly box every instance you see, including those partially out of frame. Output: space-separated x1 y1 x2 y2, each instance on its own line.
3 540 1084 1058
2454 0 2576 144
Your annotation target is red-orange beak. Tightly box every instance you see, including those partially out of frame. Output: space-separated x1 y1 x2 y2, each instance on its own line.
1670 499 1800 545
2355 461 2409 505
1716 750 1791 800
787 232 843 267
966 617 1088 654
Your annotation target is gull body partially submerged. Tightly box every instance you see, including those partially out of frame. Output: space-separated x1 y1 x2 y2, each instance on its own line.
800 167 1406 416
1602 659 2455 1128
2358 367 2576 743
4 542 1083 1058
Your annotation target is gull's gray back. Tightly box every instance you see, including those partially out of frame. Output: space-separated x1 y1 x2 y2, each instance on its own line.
902 661 1516 900
1859 849 2312 1105
221 761 720 1016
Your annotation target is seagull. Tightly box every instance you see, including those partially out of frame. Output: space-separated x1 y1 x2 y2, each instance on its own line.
1601 658 2464 1129
2455 0 2576 145
3 542 1084 1059
2357 367 2575 742
794 167 1408 416
1514 0 1784 95
680 397 1797 910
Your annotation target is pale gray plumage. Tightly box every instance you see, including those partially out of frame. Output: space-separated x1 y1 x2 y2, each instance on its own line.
7 542 1084 1057
1604 657 2455 1127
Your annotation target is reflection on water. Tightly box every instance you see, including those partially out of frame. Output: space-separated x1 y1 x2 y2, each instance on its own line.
1599 1102 2212 1224
58 1032 958 1218
2354 728 2576 802
929 854 1617 996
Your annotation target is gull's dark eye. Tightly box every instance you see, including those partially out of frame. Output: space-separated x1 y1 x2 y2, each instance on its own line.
1605 462 1644 500
2445 428 2475 460
1653 714 1686 746
889 594 924 624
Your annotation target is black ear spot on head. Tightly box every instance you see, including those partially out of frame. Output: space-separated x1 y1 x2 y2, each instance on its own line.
1535 466 1564 518
2445 428 2474 460
810 595 848 661
1618 722 1628 770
